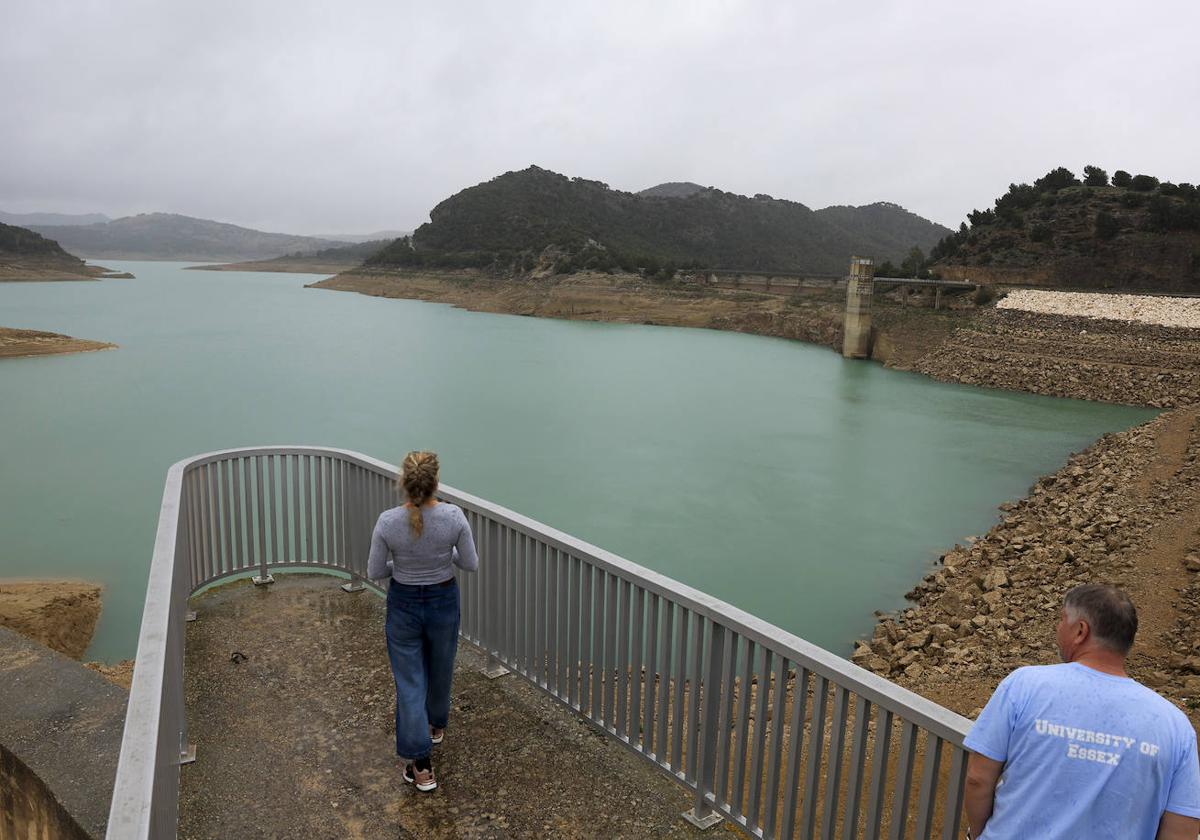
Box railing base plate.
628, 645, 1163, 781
252, 574, 275, 586
484, 662, 510, 680
340, 581, 365, 592
180, 744, 197, 765
682, 808, 722, 830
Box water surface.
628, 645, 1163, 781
0, 262, 1156, 660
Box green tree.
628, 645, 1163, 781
900, 246, 926, 278
1131, 174, 1160, 192
1112, 170, 1133, 188
1082, 165, 1108, 187
1033, 167, 1080, 192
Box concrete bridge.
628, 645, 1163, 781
843, 258, 977, 358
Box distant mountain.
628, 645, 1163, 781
369, 166, 952, 275
0, 210, 111, 227
309, 230, 410, 243
30, 213, 345, 261
928, 166, 1200, 290
638, 182, 705, 199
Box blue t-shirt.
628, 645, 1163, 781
964, 662, 1200, 839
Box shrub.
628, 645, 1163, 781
1034, 167, 1080, 192
1082, 165, 1109, 187
1131, 174, 1160, 192
1094, 211, 1119, 240
973, 284, 997, 305
1112, 170, 1133, 188
1029, 223, 1054, 243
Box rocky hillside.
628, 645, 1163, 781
31, 213, 344, 261
368, 166, 951, 275
0, 222, 82, 261
930, 166, 1200, 290
0, 222, 114, 280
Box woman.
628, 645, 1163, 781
367, 450, 478, 792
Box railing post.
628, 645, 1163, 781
683, 620, 725, 830
252, 456, 274, 584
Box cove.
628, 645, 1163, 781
0, 261, 1156, 661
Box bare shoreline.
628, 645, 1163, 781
0, 327, 116, 359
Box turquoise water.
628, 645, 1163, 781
0, 262, 1156, 661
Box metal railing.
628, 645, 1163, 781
107, 446, 972, 839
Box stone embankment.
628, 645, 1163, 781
913, 309, 1200, 407
999, 289, 1200, 330
855, 405, 1200, 727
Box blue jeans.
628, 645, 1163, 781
385, 578, 460, 760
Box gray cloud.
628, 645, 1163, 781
2, 0, 1197, 234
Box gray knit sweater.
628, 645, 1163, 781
367, 503, 480, 585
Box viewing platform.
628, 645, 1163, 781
107, 446, 974, 839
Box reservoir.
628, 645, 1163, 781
0, 262, 1156, 661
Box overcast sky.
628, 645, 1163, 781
3, 1, 1197, 235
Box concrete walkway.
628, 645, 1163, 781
179, 574, 730, 839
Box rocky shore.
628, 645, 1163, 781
855, 405, 1200, 727
913, 309, 1200, 408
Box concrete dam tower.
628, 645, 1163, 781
842, 256, 874, 358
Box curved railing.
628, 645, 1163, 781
107, 446, 972, 839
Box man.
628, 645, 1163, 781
963, 583, 1200, 839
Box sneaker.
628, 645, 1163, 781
403, 762, 437, 792
431, 727, 445, 745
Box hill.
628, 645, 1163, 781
0, 211, 111, 227
187, 239, 391, 274
308, 230, 409, 243
367, 166, 951, 275
0, 222, 116, 281
30, 213, 344, 261
637, 182, 705, 199
928, 166, 1200, 290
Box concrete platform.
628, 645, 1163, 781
0, 625, 127, 839
179, 574, 730, 839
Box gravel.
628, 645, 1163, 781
998, 290, 1200, 329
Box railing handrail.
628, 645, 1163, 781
174, 444, 972, 740
108, 445, 971, 838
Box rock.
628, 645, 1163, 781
904, 663, 925, 679
1185, 555, 1200, 572
929, 623, 955, 644
905, 630, 932, 650
1184, 677, 1200, 697
851, 642, 874, 665
982, 569, 1009, 591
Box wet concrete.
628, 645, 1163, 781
179, 574, 733, 839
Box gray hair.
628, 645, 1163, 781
1063, 583, 1137, 655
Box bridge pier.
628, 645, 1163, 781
842, 256, 873, 358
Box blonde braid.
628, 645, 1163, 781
399, 451, 439, 537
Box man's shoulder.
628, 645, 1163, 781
999, 663, 1072, 689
